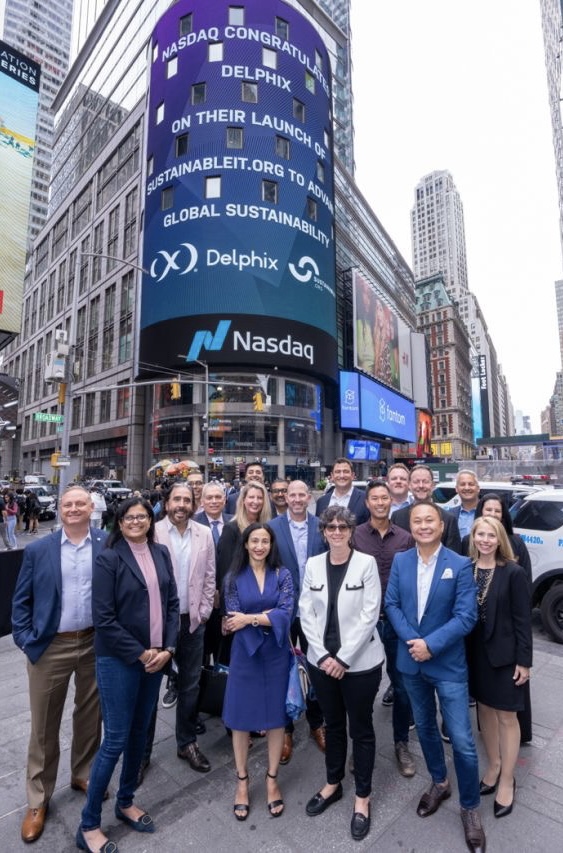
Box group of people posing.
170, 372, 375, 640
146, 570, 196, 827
11, 461, 532, 851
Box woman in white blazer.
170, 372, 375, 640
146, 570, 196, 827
299, 506, 384, 842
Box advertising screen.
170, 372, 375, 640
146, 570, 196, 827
345, 439, 380, 462
140, 0, 337, 380
339, 371, 360, 429
0, 40, 40, 338
339, 371, 416, 443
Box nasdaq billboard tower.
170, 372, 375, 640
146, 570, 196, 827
141, 0, 337, 381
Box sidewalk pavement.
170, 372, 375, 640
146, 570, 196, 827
1, 613, 563, 852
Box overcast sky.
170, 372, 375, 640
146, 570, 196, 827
350, 0, 561, 432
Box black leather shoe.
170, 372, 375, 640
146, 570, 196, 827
115, 804, 155, 833
479, 774, 499, 796
494, 779, 515, 818
416, 781, 451, 817
195, 718, 206, 735
177, 742, 211, 772
306, 782, 343, 816
351, 806, 371, 841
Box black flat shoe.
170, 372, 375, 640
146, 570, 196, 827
306, 782, 343, 816
266, 771, 284, 817
479, 773, 500, 795
351, 806, 371, 841
76, 827, 118, 852
234, 773, 250, 822
494, 779, 516, 818
115, 804, 155, 833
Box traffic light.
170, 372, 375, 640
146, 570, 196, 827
252, 391, 264, 412
170, 382, 181, 400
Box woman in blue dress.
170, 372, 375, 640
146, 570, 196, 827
223, 522, 294, 821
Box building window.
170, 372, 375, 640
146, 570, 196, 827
85, 393, 95, 425
147, 155, 154, 176
306, 198, 317, 221
152, 42, 158, 63
96, 124, 140, 211
123, 187, 138, 257
118, 316, 132, 363
192, 82, 206, 104
167, 57, 178, 78
293, 98, 305, 122
315, 49, 323, 70
229, 6, 244, 25
79, 236, 90, 295
72, 396, 82, 430
92, 222, 104, 283
161, 186, 174, 210
316, 161, 325, 183
52, 213, 67, 260
305, 71, 315, 93
242, 81, 258, 103
87, 295, 100, 377
107, 205, 120, 270
209, 42, 223, 62
226, 127, 243, 148
180, 13, 193, 35
263, 47, 277, 69
100, 389, 112, 422
117, 385, 130, 419
275, 17, 289, 40
205, 176, 221, 198
156, 101, 165, 124
176, 133, 189, 156
57, 259, 66, 313
262, 180, 278, 204
275, 136, 290, 159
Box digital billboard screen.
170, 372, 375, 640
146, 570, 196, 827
0, 40, 40, 338
140, 0, 337, 380
339, 371, 416, 443
345, 439, 380, 462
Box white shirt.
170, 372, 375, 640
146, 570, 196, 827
166, 518, 192, 615
416, 545, 441, 623
328, 487, 353, 508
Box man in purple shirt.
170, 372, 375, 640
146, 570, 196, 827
354, 480, 416, 778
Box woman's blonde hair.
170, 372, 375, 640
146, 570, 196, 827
233, 481, 271, 531
469, 516, 514, 565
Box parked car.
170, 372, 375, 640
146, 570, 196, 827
89, 479, 132, 501
25, 485, 57, 520
513, 489, 563, 643
433, 480, 544, 511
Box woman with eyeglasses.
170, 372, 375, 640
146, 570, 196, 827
77, 497, 179, 853
299, 506, 384, 842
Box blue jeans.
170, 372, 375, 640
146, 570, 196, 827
6, 515, 17, 548
402, 671, 480, 809
175, 618, 205, 748
80, 656, 163, 831
377, 618, 412, 743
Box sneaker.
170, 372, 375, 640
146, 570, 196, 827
381, 684, 394, 706
162, 686, 178, 709
395, 741, 416, 777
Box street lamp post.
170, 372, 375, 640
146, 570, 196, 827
190, 359, 209, 473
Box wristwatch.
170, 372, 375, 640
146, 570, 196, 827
252, 616, 260, 627
165, 646, 176, 656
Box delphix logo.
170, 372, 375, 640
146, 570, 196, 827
150, 243, 198, 282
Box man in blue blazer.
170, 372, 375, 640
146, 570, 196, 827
269, 480, 328, 763
385, 500, 485, 853
12, 486, 107, 844
315, 458, 369, 525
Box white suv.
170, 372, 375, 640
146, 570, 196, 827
433, 480, 543, 511
512, 489, 563, 643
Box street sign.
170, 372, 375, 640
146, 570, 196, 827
34, 412, 63, 423
55, 455, 70, 467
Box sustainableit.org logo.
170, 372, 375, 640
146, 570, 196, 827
288, 256, 319, 283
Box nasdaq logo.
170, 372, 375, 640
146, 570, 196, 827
186, 320, 231, 361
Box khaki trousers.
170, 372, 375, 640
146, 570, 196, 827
26, 633, 101, 807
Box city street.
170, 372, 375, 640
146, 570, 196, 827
1, 538, 563, 853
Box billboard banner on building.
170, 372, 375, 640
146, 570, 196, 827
339, 371, 416, 443
140, 0, 337, 380
0, 40, 40, 337
352, 269, 412, 395
472, 354, 490, 440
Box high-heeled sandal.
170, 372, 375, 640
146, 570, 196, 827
266, 771, 284, 817
234, 773, 250, 821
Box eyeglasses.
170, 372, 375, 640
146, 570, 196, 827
123, 514, 150, 524
325, 524, 351, 532
271, 488, 288, 494
189, 480, 203, 486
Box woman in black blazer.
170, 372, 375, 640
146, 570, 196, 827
467, 516, 532, 820
77, 497, 179, 853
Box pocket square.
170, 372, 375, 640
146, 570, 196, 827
441, 568, 453, 579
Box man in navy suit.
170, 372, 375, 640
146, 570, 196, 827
392, 465, 461, 553
12, 486, 107, 844
385, 500, 485, 853
269, 480, 328, 763
449, 470, 480, 539
315, 458, 369, 525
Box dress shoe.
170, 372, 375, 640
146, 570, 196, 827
460, 806, 486, 851
177, 742, 211, 772
115, 804, 155, 833
395, 741, 415, 778
381, 684, 394, 705
280, 732, 293, 765
306, 782, 343, 816
21, 806, 48, 843
76, 826, 119, 852
494, 779, 516, 818
479, 773, 500, 796
310, 725, 326, 753
351, 805, 371, 841
71, 777, 109, 800
195, 718, 207, 735
416, 780, 451, 817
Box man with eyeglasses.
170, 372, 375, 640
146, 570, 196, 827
153, 482, 215, 773
187, 470, 204, 514
270, 478, 289, 516
270, 480, 328, 763
12, 486, 107, 843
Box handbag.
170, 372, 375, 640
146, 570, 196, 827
285, 645, 310, 721
198, 662, 229, 717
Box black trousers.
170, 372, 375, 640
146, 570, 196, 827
309, 664, 382, 797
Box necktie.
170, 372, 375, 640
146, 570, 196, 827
211, 520, 220, 546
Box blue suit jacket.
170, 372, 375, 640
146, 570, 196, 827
93, 537, 179, 664
385, 546, 477, 681
269, 513, 327, 617
192, 510, 233, 529
315, 487, 370, 525
11, 527, 108, 663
